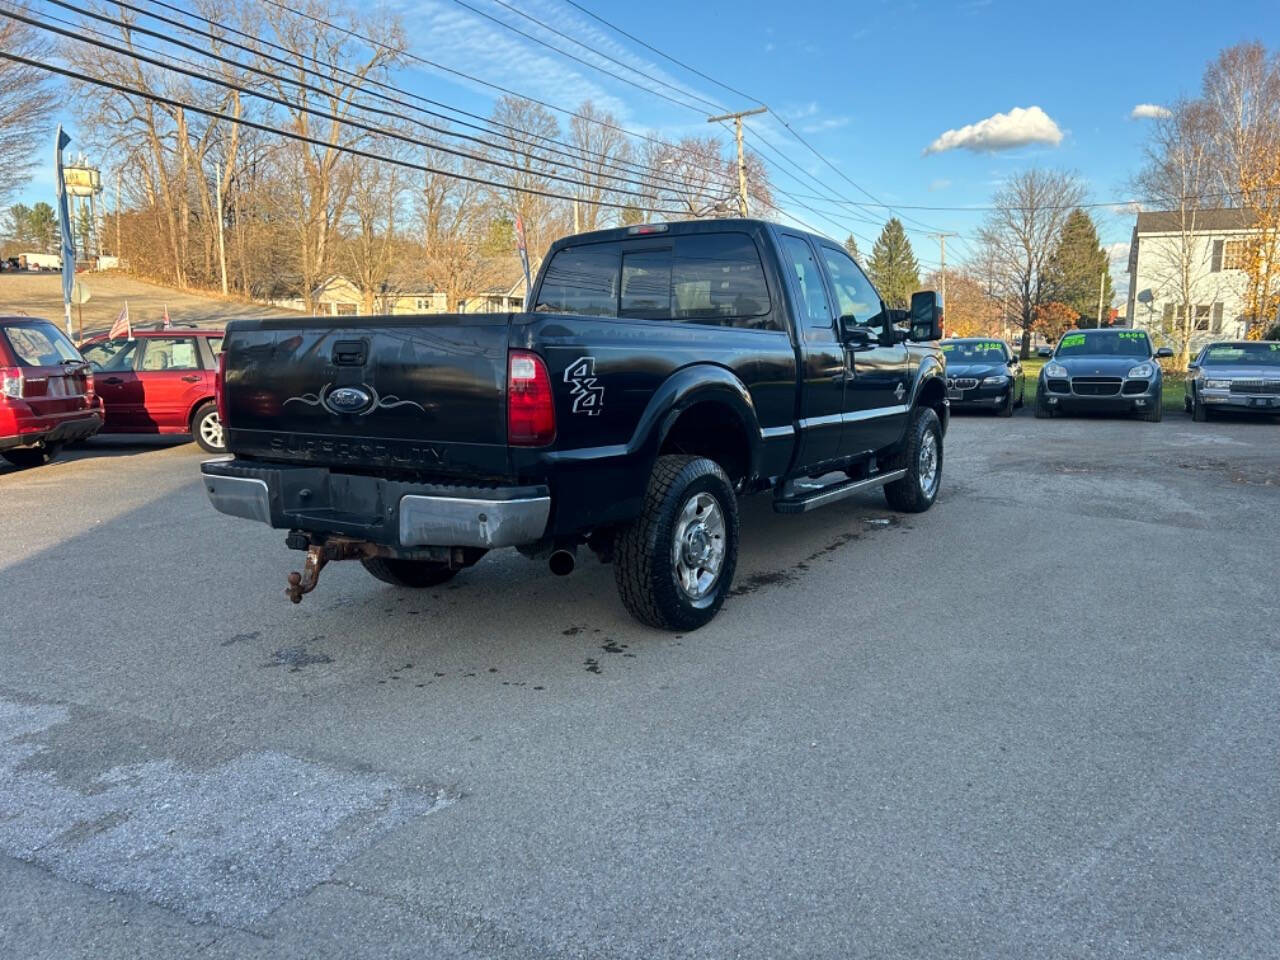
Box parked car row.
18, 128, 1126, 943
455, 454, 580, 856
944, 329, 1279, 425
0, 316, 226, 469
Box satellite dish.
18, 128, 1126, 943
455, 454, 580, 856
71, 281, 91, 305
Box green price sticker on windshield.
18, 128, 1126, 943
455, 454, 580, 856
1271, 344, 1280, 351
1118, 331, 1144, 340
1060, 334, 1086, 348
941, 344, 955, 352
977, 341, 1002, 351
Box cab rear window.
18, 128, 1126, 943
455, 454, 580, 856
537, 233, 777, 330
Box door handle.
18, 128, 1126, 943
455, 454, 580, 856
103, 377, 123, 384
180, 374, 200, 382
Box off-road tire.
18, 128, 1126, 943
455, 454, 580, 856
1143, 391, 1163, 422
1034, 389, 1054, 418
361, 557, 458, 588
997, 388, 1015, 417
2, 444, 61, 468
191, 401, 226, 453
884, 407, 942, 513
614, 455, 739, 631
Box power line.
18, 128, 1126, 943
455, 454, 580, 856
43, 0, 705, 199
9, 4, 707, 210
0, 47, 698, 216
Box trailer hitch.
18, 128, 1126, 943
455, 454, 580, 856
286, 544, 329, 604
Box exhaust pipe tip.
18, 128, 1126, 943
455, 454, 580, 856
548, 549, 576, 576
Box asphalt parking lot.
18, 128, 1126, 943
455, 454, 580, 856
2, 408, 1278, 959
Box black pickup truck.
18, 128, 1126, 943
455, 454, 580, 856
202, 219, 948, 629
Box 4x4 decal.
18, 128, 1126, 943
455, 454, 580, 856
564, 356, 605, 415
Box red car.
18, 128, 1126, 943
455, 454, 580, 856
0, 316, 104, 468
79, 326, 226, 452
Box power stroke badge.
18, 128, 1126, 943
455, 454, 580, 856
564, 356, 605, 415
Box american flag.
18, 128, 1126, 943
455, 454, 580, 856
109, 301, 131, 340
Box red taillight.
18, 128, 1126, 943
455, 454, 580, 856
507, 350, 555, 446
83, 368, 95, 400
0, 366, 22, 402
215, 351, 228, 424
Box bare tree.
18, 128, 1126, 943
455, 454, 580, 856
0, 18, 56, 205
1201, 43, 1280, 334
486, 96, 567, 263
344, 155, 405, 314
255, 0, 405, 311
977, 169, 1087, 358
1133, 100, 1221, 367
569, 101, 633, 232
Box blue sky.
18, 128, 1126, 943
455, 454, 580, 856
21, 0, 1276, 305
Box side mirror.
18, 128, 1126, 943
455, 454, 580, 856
1155, 346, 1174, 358
908, 291, 943, 341
1037, 346, 1053, 358
840, 317, 876, 349
1007, 356, 1018, 366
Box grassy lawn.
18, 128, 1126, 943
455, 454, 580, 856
1015, 355, 1187, 412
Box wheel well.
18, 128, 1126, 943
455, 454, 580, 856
916, 377, 947, 427
659, 402, 751, 485
188, 398, 216, 429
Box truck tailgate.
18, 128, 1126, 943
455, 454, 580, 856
223, 315, 511, 476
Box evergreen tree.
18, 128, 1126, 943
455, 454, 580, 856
1044, 208, 1113, 327
843, 234, 863, 267
868, 218, 920, 309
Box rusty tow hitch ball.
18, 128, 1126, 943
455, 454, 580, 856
286, 544, 329, 604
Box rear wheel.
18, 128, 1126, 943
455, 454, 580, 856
614, 455, 739, 631
191, 402, 225, 453
884, 407, 942, 513
361, 557, 458, 588
2, 444, 61, 468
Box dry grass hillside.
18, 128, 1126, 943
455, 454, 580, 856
0, 270, 300, 338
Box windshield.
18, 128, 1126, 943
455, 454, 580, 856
941, 340, 1007, 363
1200, 343, 1280, 367
1055, 330, 1151, 358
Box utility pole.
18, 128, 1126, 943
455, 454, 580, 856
706, 106, 767, 216
215, 161, 228, 296
928, 232, 959, 306
115, 168, 122, 261
573, 198, 580, 234
1096, 270, 1106, 327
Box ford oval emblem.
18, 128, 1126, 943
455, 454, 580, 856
324, 385, 373, 415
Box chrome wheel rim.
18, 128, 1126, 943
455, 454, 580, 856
200, 411, 225, 449
918, 430, 939, 497
671, 492, 726, 603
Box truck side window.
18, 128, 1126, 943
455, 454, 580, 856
535, 243, 620, 317
672, 234, 775, 330
781, 236, 833, 329
819, 245, 886, 329
621, 249, 672, 319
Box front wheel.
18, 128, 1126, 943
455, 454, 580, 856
614, 455, 739, 631
2, 444, 62, 469
1191, 391, 1209, 422
997, 388, 1015, 417
884, 407, 942, 513
1142, 390, 1163, 422
1034, 389, 1054, 418
361, 557, 458, 588
191, 402, 226, 453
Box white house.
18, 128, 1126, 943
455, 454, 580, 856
1126, 208, 1260, 347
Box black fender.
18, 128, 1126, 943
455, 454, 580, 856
907, 354, 949, 433
642, 363, 763, 478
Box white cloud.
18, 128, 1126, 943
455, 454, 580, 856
923, 106, 1063, 155
800, 117, 849, 134
1130, 104, 1171, 119
928, 178, 951, 192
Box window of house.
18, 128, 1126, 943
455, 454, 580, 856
335, 303, 358, 316
1194, 305, 1210, 331
1222, 239, 1249, 271
535, 243, 620, 317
